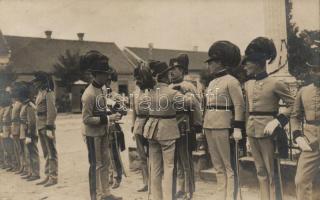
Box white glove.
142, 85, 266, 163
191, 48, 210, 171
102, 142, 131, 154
0, 133, 3, 138
264, 119, 280, 136
232, 128, 242, 141
9, 134, 14, 139
25, 137, 32, 144
246, 140, 251, 153
296, 137, 312, 152
46, 130, 54, 139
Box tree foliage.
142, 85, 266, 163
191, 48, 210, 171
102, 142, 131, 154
53, 50, 89, 92
286, 0, 320, 80
0, 67, 17, 91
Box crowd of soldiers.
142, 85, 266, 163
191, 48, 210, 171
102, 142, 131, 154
79, 36, 319, 200
0, 36, 319, 200
0, 72, 58, 187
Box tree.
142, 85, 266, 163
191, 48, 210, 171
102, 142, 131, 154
0, 67, 17, 91
286, 0, 320, 81
53, 50, 87, 92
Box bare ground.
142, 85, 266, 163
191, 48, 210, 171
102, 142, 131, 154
0, 113, 298, 200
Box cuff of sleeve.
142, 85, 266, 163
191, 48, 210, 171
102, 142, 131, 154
232, 120, 245, 129
100, 115, 108, 125
46, 125, 55, 130
276, 114, 289, 127
292, 130, 303, 143
192, 125, 203, 133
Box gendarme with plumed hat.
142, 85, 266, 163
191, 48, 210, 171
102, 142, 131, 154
80, 50, 113, 74
243, 37, 277, 66
169, 53, 189, 74
205, 40, 241, 68
149, 60, 172, 77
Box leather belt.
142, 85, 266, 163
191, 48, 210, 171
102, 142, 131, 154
306, 120, 320, 125
249, 112, 277, 116
149, 115, 176, 119
37, 111, 47, 116
206, 105, 234, 111
136, 114, 148, 118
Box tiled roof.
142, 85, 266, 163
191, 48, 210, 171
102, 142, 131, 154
3, 35, 134, 74
125, 47, 208, 71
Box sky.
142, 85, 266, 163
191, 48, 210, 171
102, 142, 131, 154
0, 0, 319, 52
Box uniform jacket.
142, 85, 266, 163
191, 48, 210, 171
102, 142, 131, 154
2, 105, 12, 138
143, 82, 194, 141
244, 73, 295, 138
204, 73, 245, 129
11, 101, 22, 136
81, 83, 109, 137
170, 79, 203, 131
35, 90, 57, 131
132, 89, 150, 135
20, 101, 37, 139
291, 83, 320, 149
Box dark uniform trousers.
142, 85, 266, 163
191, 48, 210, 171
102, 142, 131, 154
39, 129, 58, 179
3, 137, 15, 168
175, 130, 195, 195
0, 138, 4, 165
86, 135, 110, 199
26, 137, 40, 176
109, 133, 123, 182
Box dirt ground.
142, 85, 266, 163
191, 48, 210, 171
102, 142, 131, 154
0, 113, 298, 200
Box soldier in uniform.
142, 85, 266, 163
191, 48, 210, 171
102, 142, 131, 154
2, 91, 15, 171
143, 61, 194, 200
203, 41, 245, 200
0, 95, 5, 168
80, 50, 122, 200
292, 49, 320, 200
131, 62, 155, 192
18, 83, 40, 181
32, 71, 58, 187
105, 69, 127, 189
0, 92, 6, 168
168, 54, 202, 200
11, 83, 24, 174
242, 37, 295, 200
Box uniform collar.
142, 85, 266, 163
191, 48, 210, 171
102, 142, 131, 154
156, 82, 168, 87
92, 81, 103, 88
213, 69, 228, 79
254, 71, 268, 80
22, 99, 30, 105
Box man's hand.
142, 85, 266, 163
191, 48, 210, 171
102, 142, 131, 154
25, 137, 32, 144
46, 130, 55, 139
264, 119, 280, 135
232, 128, 242, 141
109, 113, 122, 122
296, 137, 312, 152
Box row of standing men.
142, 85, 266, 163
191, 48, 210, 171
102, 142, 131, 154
0, 71, 127, 194
80, 37, 320, 200
0, 73, 58, 187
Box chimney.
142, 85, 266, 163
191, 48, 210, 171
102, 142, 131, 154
193, 46, 198, 52
148, 43, 153, 59
44, 30, 52, 39
77, 33, 84, 41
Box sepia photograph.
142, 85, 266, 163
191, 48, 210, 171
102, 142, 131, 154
0, 0, 319, 199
